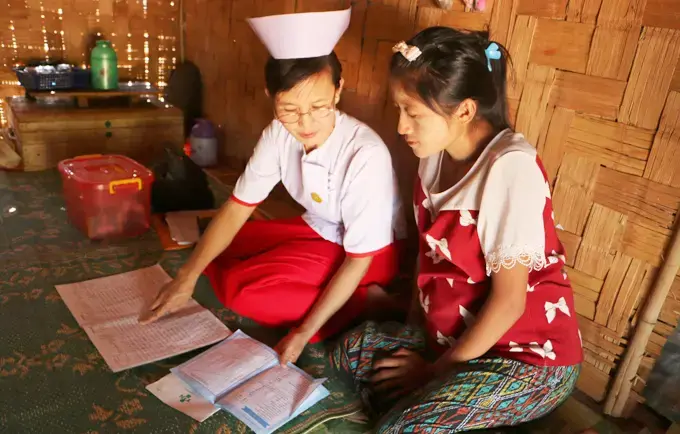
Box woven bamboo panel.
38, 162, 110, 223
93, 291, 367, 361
0, 0, 180, 128
183, 0, 680, 406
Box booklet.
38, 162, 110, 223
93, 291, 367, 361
54, 264, 232, 372
146, 373, 220, 422
170, 330, 330, 434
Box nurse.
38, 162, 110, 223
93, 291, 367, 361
143, 8, 406, 365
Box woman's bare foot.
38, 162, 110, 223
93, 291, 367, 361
361, 284, 409, 322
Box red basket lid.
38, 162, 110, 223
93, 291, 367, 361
58, 154, 153, 187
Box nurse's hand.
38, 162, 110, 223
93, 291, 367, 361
139, 276, 196, 324
274, 329, 309, 366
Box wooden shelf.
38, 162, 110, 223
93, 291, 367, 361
25, 83, 161, 108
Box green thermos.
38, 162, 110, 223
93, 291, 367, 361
90, 40, 118, 90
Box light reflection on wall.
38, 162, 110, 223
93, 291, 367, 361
0, 0, 180, 127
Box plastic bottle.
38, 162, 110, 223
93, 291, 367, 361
90, 40, 118, 90
189, 119, 218, 167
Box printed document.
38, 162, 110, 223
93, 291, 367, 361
146, 373, 219, 422
55, 265, 232, 372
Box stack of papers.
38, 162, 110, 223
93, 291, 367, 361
54, 265, 232, 372
146, 330, 329, 433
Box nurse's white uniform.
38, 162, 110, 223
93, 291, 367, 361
203, 8, 406, 343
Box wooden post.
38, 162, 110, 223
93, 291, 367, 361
604, 219, 680, 416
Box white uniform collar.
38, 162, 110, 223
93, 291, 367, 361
300, 110, 343, 168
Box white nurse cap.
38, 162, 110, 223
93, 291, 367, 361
247, 8, 351, 60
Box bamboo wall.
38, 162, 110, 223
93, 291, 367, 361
0, 0, 181, 127
185, 0, 680, 407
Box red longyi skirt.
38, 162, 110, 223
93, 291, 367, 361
203, 217, 400, 343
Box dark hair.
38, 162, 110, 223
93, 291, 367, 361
264, 51, 342, 96
390, 27, 511, 131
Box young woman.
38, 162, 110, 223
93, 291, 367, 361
331, 27, 583, 433
143, 8, 406, 365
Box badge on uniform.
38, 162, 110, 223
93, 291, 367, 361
311, 192, 323, 203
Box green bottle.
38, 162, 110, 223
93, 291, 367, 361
90, 40, 118, 90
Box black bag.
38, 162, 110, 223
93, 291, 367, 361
149, 147, 214, 213
165, 61, 203, 138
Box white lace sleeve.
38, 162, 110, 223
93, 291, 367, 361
477, 151, 548, 275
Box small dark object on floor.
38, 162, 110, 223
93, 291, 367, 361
150, 147, 214, 213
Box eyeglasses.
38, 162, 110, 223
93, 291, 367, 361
274, 104, 335, 124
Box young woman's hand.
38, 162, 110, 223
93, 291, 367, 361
274, 329, 310, 366
371, 348, 433, 398
139, 275, 196, 323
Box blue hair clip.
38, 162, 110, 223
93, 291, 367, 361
485, 42, 501, 72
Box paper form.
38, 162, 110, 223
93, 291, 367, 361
55, 265, 232, 372
146, 373, 219, 422
218, 364, 326, 434
86, 306, 231, 372
172, 330, 279, 402
166, 213, 200, 245
55, 264, 172, 327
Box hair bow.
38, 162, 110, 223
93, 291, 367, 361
484, 42, 501, 72
392, 41, 422, 62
